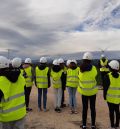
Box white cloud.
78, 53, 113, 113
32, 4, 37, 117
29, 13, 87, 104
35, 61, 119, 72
0, 0, 120, 59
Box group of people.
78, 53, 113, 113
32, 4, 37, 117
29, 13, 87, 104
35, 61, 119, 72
0, 52, 119, 129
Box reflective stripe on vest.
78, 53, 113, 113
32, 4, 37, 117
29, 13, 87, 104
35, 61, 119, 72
24, 66, 33, 87
106, 73, 120, 104
36, 76, 47, 78
77, 66, 98, 96
2, 92, 24, 102
66, 67, 79, 88
80, 80, 96, 84
100, 59, 109, 72
0, 103, 25, 114
35, 67, 49, 88
51, 70, 63, 88
79, 85, 98, 91
52, 79, 61, 85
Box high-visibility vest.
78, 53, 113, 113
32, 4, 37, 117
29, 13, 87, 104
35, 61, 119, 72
24, 66, 33, 87
51, 70, 63, 88
63, 66, 67, 74
100, 59, 109, 72
20, 69, 25, 77
35, 66, 49, 88
106, 73, 120, 104
0, 75, 26, 122
77, 66, 98, 96
66, 67, 79, 88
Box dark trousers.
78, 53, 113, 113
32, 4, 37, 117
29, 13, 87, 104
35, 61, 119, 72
61, 89, 65, 105
82, 95, 96, 126
100, 71, 108, 85
38, 88, 47, 109
24, 86, 32, 108
107, 102, 120, 128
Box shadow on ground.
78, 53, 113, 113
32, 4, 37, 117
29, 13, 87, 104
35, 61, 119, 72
69, 120, 103, 129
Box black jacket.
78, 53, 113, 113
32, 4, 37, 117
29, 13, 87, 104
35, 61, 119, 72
80, 61, 92, 73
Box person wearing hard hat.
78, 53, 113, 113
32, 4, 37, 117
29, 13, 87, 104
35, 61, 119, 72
99, 54, 109, 87
58, 58, 67, 108
51, 59, 64, 113
35, 57, 50, 112
0, 56, 26, 129
103, 60, 120, 129
66, 60, 71, 68
66, 59, 79, 114
78, 52, 98, 129
23, 58, 34, 112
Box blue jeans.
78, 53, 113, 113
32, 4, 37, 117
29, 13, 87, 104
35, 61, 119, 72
67, 87, 77, 109
38, 88, 47, 109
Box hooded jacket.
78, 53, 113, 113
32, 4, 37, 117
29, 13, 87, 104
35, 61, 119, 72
0, 68, 21, 102
80, 61, 92, 73
103, 71, 119, 100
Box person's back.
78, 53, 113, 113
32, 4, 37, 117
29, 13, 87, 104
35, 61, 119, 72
78, 52, 98, 129
35, 57, 50, 112
99, 55, 109, 87
23, 58, 34, 112
51, 59, 63, 113
103, 60, 120, 129
0, 57, 26, 129
0, 68, 26, 122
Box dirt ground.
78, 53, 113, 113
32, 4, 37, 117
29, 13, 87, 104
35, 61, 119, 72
25, 86, 110, 129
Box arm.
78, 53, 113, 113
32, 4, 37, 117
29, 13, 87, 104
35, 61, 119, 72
61, 72, 66, 90
47, 68, 51, 88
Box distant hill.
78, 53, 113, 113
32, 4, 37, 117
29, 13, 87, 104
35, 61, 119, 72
46, 50, 120, 60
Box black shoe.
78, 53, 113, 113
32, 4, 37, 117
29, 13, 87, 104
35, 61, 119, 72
61, 104, 66, 108
54, 107, 58, 112
26, 107, 33, 112
80, 125, 86, 129
57, 108, 61, 113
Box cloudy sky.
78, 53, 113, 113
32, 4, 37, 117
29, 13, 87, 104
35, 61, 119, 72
0, 0, 120, 59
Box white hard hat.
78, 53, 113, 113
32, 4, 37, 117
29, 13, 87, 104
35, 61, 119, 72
101, 54, 105, 58
0, 56, 9, 69
53, 59, 59, 65
83, 52, 93, 60
58, 58, 64, 64
25, 58, 32, 64
12, 57, 22, 68
108, 60, 119, 70
40, 57, 47, 63
71, 59, 77, 64
66, 60, 71, 66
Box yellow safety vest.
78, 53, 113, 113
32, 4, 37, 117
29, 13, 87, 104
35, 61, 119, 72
100, 59, 109, 72
20, 69, 25, 77
35, 66, 49, 88
66, 67, 79, 88
77, 66, 98, 96
24, 66, 33, 87
63, 66, 67, 74
106, 73, 120, 104
0, 75, 26, 122
51, 70, 63, 88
